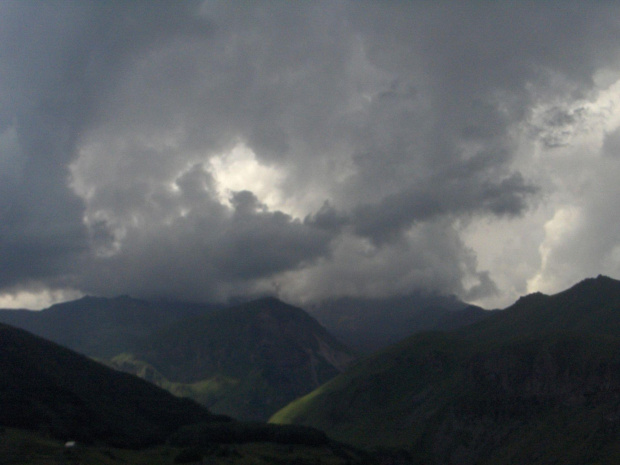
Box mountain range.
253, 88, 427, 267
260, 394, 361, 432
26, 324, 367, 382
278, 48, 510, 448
271, 275, 620, 464
2, 275, 620, 463
0, 292, 482, 421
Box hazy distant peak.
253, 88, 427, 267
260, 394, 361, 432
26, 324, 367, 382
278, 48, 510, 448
514, 291, 548, 305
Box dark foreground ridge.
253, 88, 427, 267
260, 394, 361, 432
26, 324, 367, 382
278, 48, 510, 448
0, 322, 217, 447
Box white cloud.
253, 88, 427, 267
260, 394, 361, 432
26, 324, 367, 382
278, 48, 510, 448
208, 143, 287, 213
0, 288, 83, 310
527, 206, 583, 295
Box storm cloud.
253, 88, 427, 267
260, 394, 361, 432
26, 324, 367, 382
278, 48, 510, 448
2, 1, 620, 308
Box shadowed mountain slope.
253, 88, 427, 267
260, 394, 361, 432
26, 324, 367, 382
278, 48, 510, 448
0, 322, 217, 448
271, 275, 620, 465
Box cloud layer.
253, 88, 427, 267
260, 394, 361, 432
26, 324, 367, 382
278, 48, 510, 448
2, 1, 620, 308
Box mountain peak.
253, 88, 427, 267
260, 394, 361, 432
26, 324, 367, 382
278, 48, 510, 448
127, 296, 355, 420
515, 291, 547, 304
555, 274, 620, 303
573, 274, 618, 289
230, 297, 312, 323
466, 274, 620, 342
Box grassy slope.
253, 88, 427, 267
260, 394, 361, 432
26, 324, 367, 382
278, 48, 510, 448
272, 332, 473, 447
271, 276, 620, 464
107, 353, 242, 414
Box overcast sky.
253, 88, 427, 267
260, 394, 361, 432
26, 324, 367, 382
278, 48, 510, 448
2, 1, 620, 310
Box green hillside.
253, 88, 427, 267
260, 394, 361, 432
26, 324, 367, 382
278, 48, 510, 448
113, 297, 356, 421
271, 276, 620, 464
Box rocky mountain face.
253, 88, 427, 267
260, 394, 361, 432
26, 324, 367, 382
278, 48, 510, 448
113, 297, 356, 421
271, 275, 620, 465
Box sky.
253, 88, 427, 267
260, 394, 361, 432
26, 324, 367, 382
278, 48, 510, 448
1, 1, 620, 310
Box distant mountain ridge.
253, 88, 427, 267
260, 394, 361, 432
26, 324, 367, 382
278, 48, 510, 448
271, 275, 620, 464
0, 291, 485, 421
307, 292, 489, 352
0, 295, 220, 358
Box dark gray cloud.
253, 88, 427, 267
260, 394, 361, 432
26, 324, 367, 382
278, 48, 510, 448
2, 1, 620, 307
0, 0, 209, 289
352, 172, 537, 245
603, 127, 620, 158
72, 164, 335, 302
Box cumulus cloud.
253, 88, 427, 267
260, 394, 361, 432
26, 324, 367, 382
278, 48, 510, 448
2, 1, 620, 308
